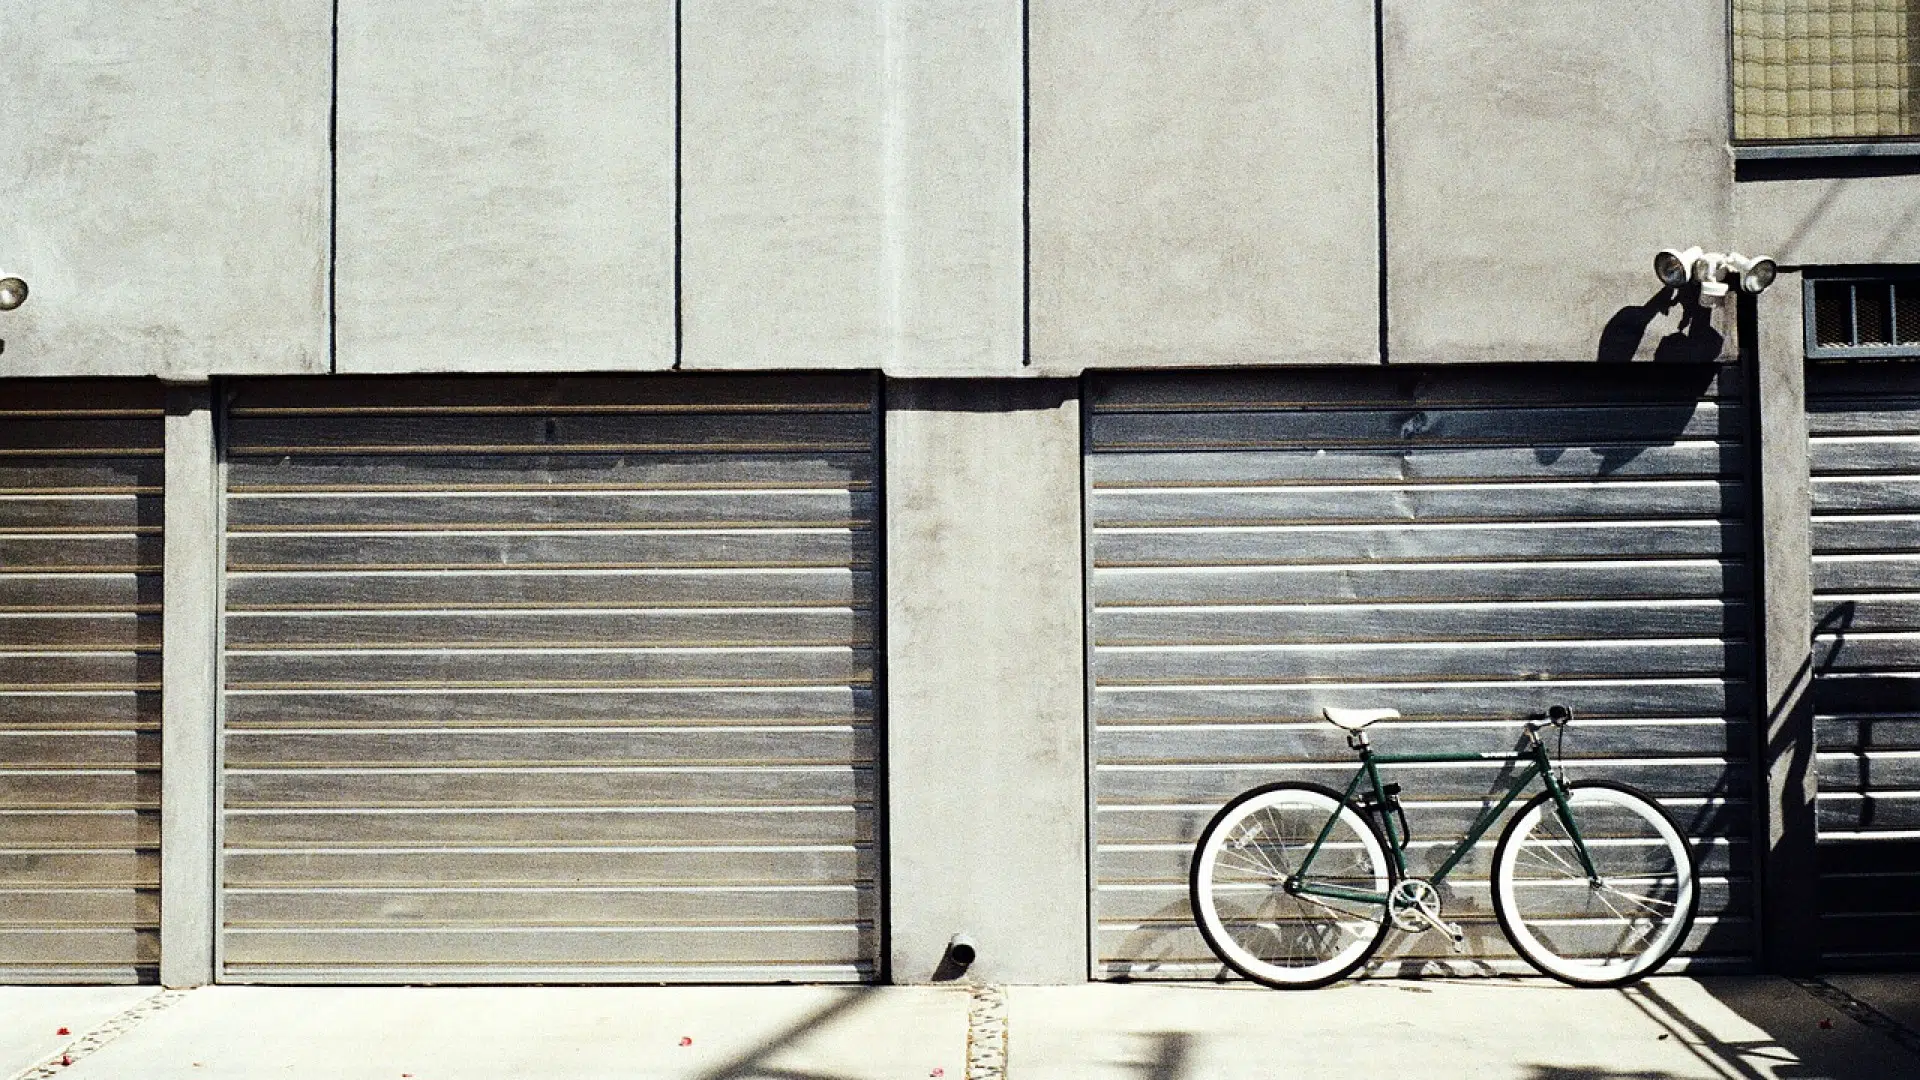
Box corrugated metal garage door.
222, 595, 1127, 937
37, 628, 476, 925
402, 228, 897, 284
1086, 366, 1756, 978
0, 382, 163, 983
1806, 361, 1920, 970
218, 375, 878, 984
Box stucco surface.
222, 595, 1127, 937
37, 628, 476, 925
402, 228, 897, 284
0, 5, 328, 377
681, 1, 1023, 376
1385, 1, 1737, 364
333, 2, 675, 373
1030, 0, 1379, 371
883, 380, 1089, 983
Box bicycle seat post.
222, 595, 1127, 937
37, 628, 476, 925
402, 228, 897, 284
1347, 728, 1370, 752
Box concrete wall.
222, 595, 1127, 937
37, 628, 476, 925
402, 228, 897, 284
0, 5, 329, 378
7, 5, 1917, 378
1028, 0, 1380, 370
883, 380, 1088, 983
333, 1, 675, 373
1383, 1, 1737, 364
682, 1, 1024, 376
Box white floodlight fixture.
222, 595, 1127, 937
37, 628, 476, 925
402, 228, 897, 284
1726, 253, 1778, 294
1654, 246, 1704, 288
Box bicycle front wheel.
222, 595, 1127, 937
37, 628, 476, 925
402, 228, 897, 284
1189, 782, 1395, 989
1491, 780, 1699, 987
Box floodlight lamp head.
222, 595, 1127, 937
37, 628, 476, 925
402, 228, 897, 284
1726, 253, 1778, 294
1654, 246, 1704, 288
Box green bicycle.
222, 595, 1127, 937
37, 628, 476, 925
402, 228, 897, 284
1189, 704, 1699, 989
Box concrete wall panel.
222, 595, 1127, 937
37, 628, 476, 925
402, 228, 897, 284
334, 2, 675, 373
884, 380, 1087, 983
1385, 2, 1736, 364
1029, 1, 1379, 371
683, 2, 1022, 376
0, 5, 328, 378
1736, 174, 1920, 269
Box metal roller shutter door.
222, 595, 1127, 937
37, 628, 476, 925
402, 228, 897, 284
218, 375, 879, 984
0, 381, 163, 983
1086, 365, 1757, 978
1806, 361, 1920, 970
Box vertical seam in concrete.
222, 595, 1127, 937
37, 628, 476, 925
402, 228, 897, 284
881, 2, 903, 372
1021, 0, 1031, 368
1374, 0, 1389, 365
328, 0, 340, 374
672, 0, 683, 370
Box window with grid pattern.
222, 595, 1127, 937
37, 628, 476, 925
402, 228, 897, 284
1733, 0, 1920, 142
1807, 274, 1920, 357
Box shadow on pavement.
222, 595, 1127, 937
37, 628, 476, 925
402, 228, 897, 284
692, 988, 875, 1080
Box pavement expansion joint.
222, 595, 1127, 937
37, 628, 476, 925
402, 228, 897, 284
1790, 976, 1920, 1061
964, 983, 1008, 1080
7, 988, 191, 1080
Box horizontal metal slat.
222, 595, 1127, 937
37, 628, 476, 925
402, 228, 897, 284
0, 850, 159, 887
1094, 639, 1744, 684
224, 766, 872, 810
224, 808, 872, 848
1098, 799, 1746, 845
1094, 562, 1746, 606
1098, 719, 1752, 763
1096, 681, 1745, 723
224, 688, 871, 728
0, 419, 165, 455
1090, 443, 1739, 487
1095, 522, 1742, 568
223, 848, 872, 888
1087, 366, 1737, 412
228, 452, 875, 493
0, 888, 158, 926
227, 531, 873, 572
1096, 760, 1746, 803
1092, 483, 1741, 527
1096, 600, 1746, 645
223, 885, 872, 928
0, 929, 157, 967
223, 728, 873, 768
225, 569, 873, 612
228, 491, 872, 531
224, 609, 868, 650
1089, 404, 1740, 452
224, 646, 872, 690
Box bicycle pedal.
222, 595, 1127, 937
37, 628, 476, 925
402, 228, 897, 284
1446, 924, 1467, 953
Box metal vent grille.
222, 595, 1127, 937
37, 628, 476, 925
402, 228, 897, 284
1733, 0, 1920, 142
1809, 276, 1920, 358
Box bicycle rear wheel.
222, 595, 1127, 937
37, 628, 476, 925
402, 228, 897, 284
1491, 779, 1699, 987
1189, 782, 1395, 989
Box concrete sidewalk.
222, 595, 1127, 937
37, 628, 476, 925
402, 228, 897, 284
1, 977, 1914, 1080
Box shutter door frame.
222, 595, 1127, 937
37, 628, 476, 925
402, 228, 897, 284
0, 380, 165, 983
1084, 364, 1760, 979
214, 374, 881, 984
1807, 360, 1920, 971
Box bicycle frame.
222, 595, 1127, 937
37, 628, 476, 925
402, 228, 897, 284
1290, 733, 1599, 909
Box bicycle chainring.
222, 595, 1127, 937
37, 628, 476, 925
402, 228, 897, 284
1387, 879, 1444, 933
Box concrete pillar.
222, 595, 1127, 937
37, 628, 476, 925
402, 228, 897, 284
160, 384, 220, 986
883, 379, 1088, 983
1748, 277, 1821, 974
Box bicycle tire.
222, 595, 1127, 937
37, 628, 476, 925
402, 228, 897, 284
1189, 781, 1397, 989
1490, 779, 1699, 987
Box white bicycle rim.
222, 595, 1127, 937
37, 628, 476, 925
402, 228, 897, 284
1495, 786, 1695, 984
1194, 787, 1391, 986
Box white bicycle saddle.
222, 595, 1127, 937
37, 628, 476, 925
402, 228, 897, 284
1322, 707, 1400, 731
